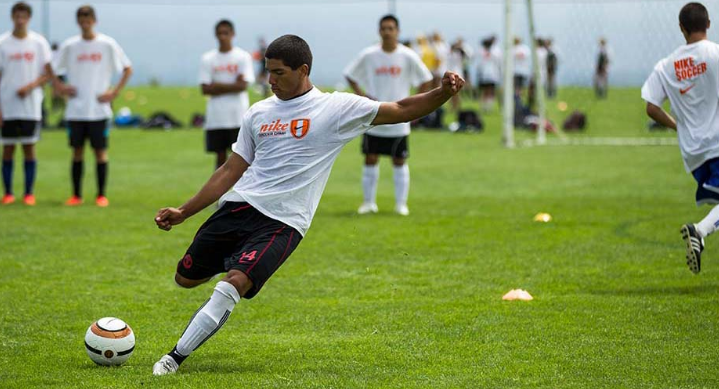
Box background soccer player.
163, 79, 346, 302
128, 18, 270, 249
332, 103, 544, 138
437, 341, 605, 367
344, 15, 433, 216
151, 34, 464, 375
51, 5, 132, 207
199, 20, 255, 170
642, 2, 719, 274
0, 2, 51, 206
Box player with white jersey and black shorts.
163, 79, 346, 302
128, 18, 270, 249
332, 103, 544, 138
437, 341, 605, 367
151, 34, 465, 375
199, 19, 255, 170
0, 2, 51, 206
344, 15, 433, 216
51, 5, 132, 207
642, 2, 719, 274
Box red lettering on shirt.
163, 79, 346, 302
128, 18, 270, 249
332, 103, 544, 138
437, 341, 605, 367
213, 64, 239, 74
375, 66, 402, 76
77, 52, 102, 62
8, 51, 35, 62
674, 56, 707, 82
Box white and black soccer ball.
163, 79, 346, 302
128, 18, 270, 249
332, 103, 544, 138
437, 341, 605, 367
84, 317, 135, 366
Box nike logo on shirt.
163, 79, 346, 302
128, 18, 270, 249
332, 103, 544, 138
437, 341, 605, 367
680, 84, 696, 95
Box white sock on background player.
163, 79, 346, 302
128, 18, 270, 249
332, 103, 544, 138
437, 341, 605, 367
696, 204, 719, 238
393, 164, 409, 207
362, 165, 379, 205
174, 281, 240, 358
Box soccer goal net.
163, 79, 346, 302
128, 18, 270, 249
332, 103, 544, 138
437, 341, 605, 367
501, 0, 719, 147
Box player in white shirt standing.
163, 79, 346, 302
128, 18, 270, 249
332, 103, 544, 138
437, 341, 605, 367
642, 2, 719, 274
477, 35, 502, 112
199, 20, 255, 170
513, 37, 531, 97
344, 15, 433, 216
51, 5, 132, 207
0, 2, 51, 206
151, 34, 464, 375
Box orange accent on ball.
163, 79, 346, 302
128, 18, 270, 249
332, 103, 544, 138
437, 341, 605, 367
91, 322, 132, 339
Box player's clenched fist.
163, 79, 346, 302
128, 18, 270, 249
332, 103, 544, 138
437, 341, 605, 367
155, 207, 186, 231
441, 71, 465, 95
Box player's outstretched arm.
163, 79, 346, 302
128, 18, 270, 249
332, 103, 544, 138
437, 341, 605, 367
372, 71, 464, 125
155, 153, 250, 231
646, 102, 677, 131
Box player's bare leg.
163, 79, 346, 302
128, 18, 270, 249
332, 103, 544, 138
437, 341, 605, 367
66, 146, 84, 206
94, 148, 109, 207
392, 157, 409, 216
153, 270, 250, 376
359, 154, 379, 214
215, 150, 228, 170
2, 144, 16, 204
21, 144, 36, 205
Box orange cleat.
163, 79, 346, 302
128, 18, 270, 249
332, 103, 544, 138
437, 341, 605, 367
95, 196, 109, 207
2, 194, 15, 205
23, 194, 36, 206
65, 195, 83, 206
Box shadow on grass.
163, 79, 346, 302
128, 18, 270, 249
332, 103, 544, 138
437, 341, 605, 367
588, 283, 719, 296
613, 219, 678, 249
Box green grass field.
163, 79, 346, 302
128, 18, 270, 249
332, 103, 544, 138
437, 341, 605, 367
1, 86, 717, 388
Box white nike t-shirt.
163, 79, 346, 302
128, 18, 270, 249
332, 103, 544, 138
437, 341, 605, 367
343, 44, 432, 138
53, 33, 131, 121
642, 40, 719, 172
220, 87, 381, 236
0, 31, 52, 121
477, 45, 502, 84
199, 47, 255, 130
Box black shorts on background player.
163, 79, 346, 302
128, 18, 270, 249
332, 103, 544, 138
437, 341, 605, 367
361, 134, 409, 159
205, 128, 240, 152
68, 120, 109, 149
1, 120, 41, 144
177, 202, 302, 299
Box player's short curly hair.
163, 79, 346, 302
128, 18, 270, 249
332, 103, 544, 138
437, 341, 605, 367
265, 35, 313, 76
679, 2, 709, 34
11, 2, 31, 16
380, 14, 399, 29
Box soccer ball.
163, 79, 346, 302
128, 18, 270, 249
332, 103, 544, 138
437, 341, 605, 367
84, 317, 135, 366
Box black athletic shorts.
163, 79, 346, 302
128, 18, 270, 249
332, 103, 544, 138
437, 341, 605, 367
514, 75, 527, 88
361, 134, 409, 159
205, 128, 240, 152
177, 201, 302, 299
68, 120, 109, 149
1, 120, 40, 144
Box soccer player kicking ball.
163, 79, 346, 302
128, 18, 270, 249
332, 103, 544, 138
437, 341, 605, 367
0, 2, 51, 206
344, 15, 433, 216
642, 2, 719, 273
199, 20, 255, 170
152, 35, 464, 375
51, 5, 132, 207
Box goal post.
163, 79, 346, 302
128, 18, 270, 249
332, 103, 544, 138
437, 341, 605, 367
502, 0, 550, 148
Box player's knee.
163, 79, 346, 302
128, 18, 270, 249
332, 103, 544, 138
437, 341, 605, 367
222, 270, 252, 298
174, 273, 202, 288
365, 155, 379, 165
392, 158, 406, 167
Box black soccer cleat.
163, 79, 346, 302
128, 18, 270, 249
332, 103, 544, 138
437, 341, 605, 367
680, 224, 704, 274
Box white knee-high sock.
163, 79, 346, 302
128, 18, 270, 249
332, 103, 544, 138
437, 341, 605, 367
696, 204, 719, 238
173, 281, 240, 360
393, 165, 410, 206
362, 165, 379, 204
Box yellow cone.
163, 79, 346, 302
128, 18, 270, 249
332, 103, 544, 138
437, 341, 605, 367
533, 212, 552, 222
